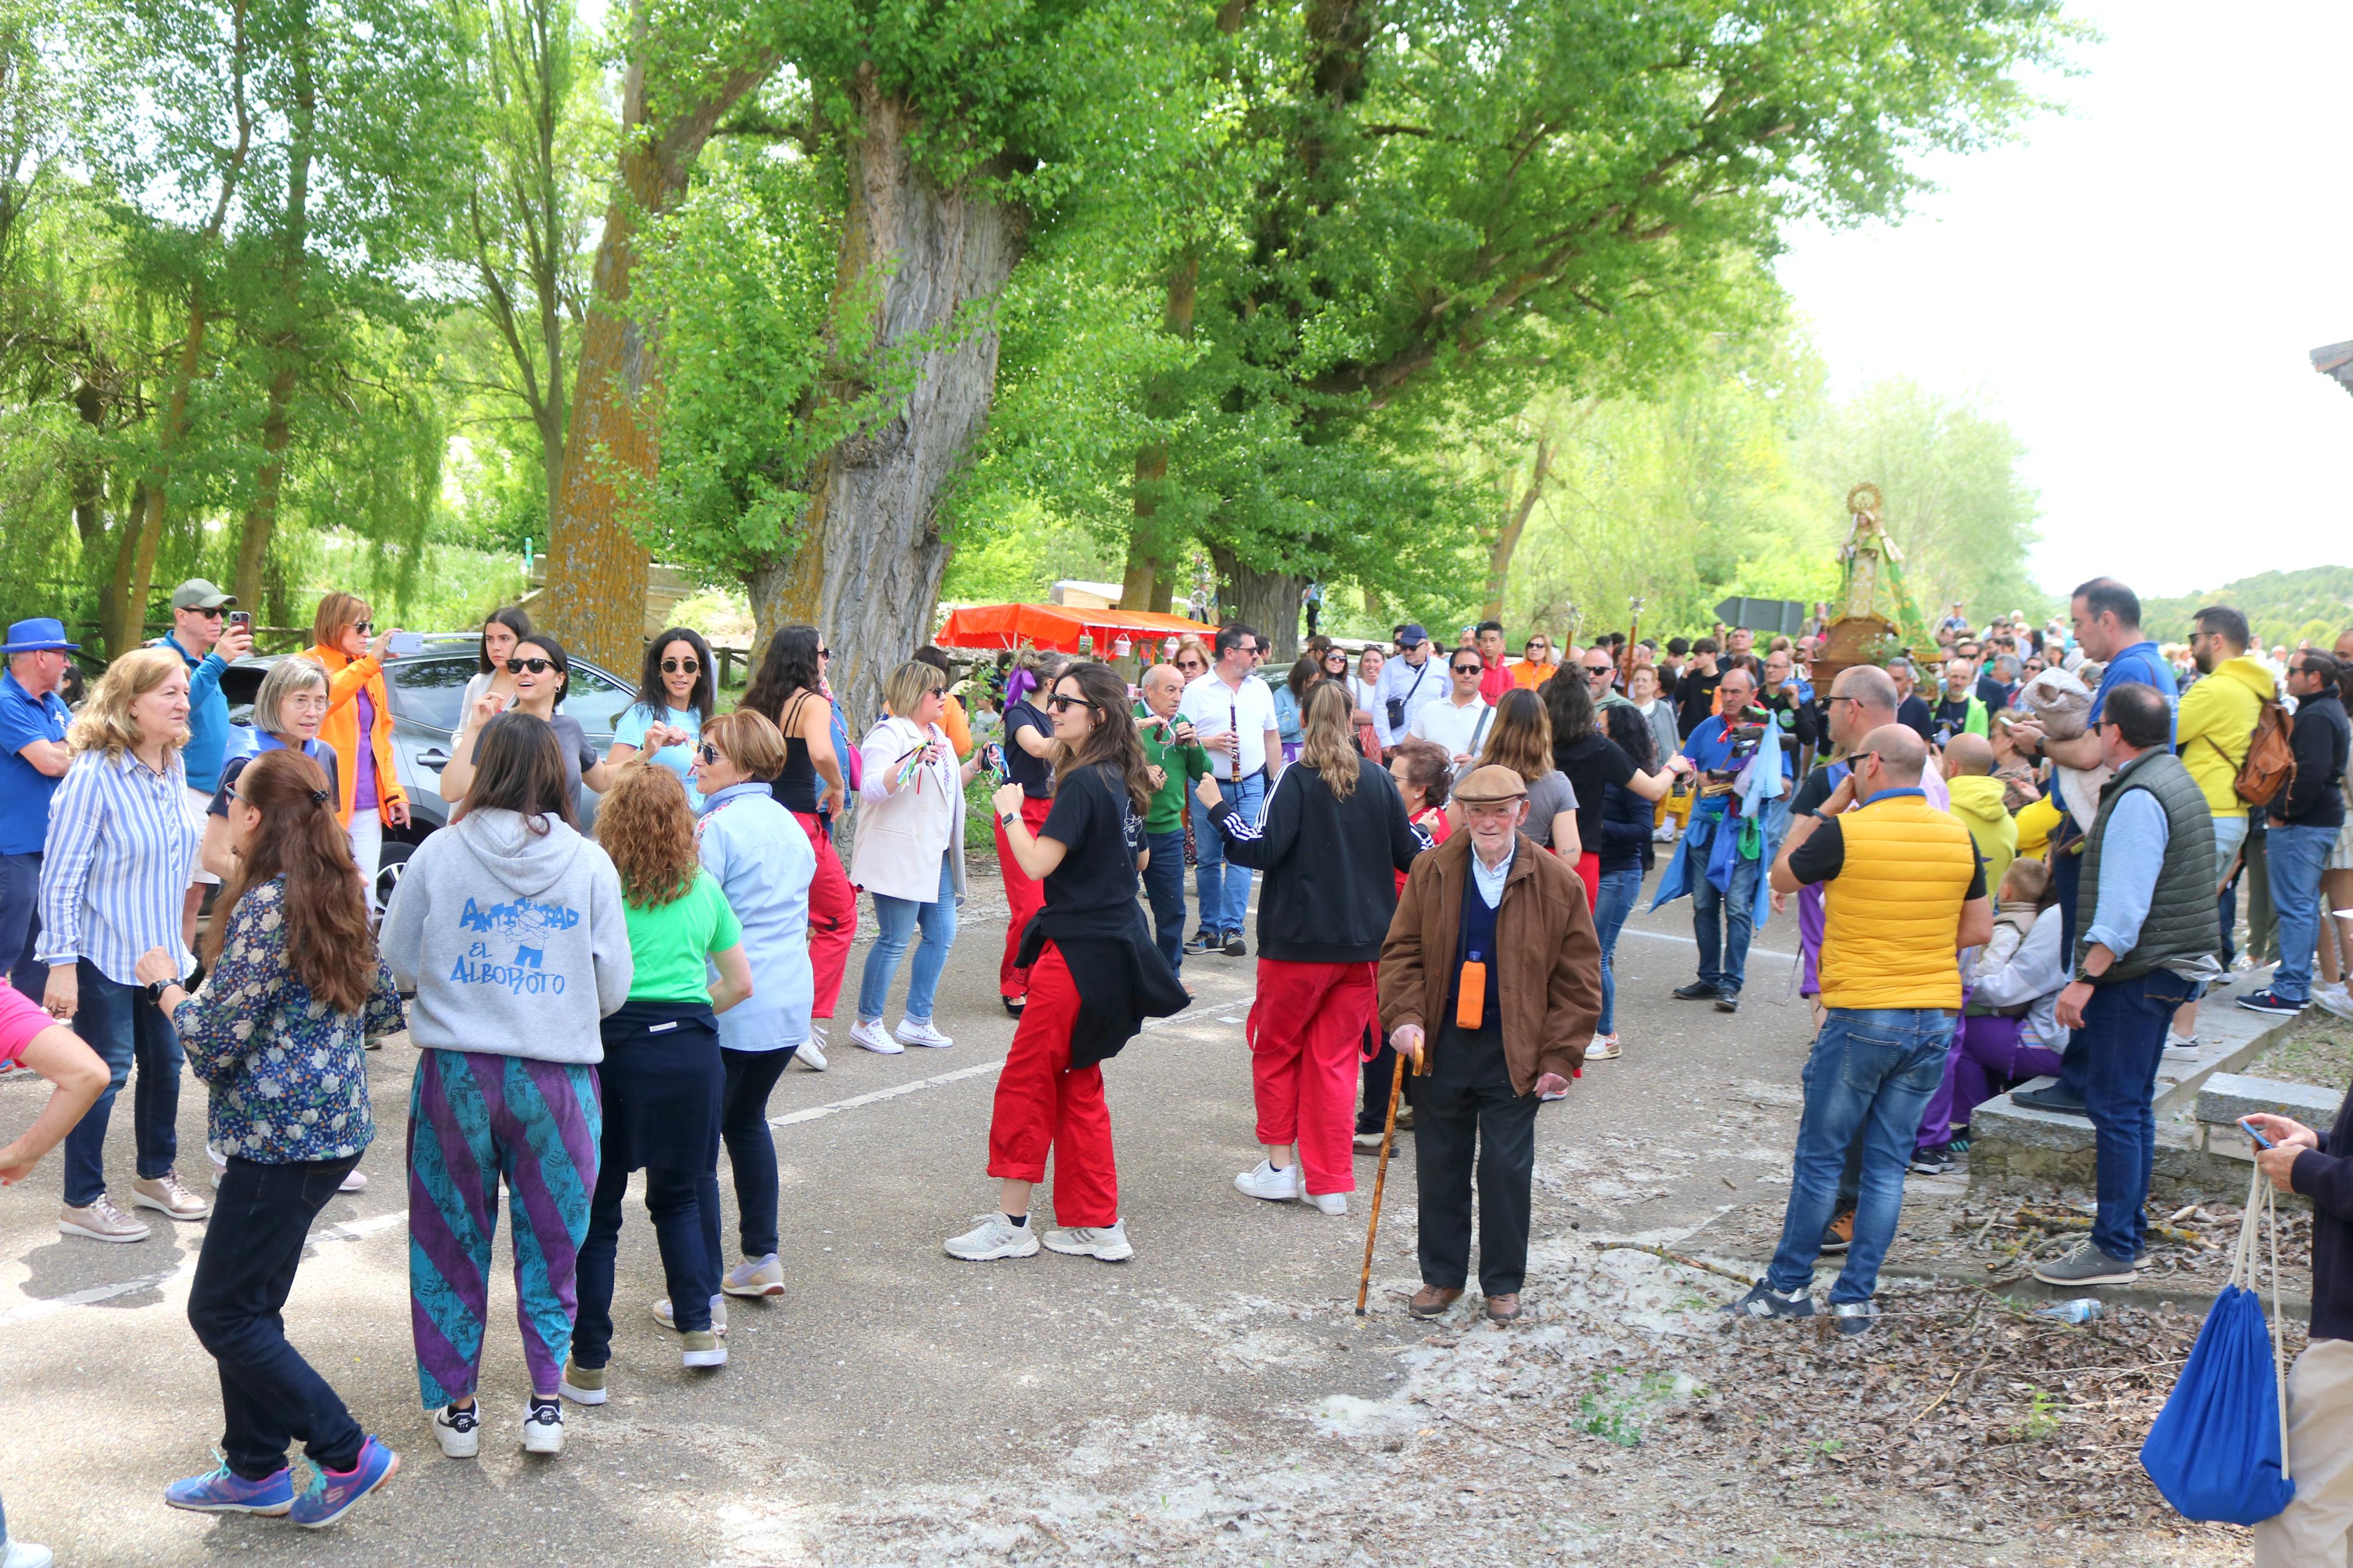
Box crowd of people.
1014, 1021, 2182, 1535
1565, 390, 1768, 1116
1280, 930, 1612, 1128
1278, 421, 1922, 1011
0, 572, 2349, 1567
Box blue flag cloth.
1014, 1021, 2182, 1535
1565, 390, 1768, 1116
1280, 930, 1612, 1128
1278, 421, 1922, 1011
2139, 1282, 2295, 1524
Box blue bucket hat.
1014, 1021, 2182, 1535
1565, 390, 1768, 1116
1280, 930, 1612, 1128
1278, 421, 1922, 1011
2, 617, 80, 654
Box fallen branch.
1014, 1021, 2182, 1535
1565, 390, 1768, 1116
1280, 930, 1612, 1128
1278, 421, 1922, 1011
1593, 1242, 1757, 1288
2014, 1207, 2209, 1249
1904, 1349, 1993, 1432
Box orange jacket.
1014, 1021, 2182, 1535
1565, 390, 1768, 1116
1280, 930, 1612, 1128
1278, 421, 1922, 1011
308, 643, 406, 827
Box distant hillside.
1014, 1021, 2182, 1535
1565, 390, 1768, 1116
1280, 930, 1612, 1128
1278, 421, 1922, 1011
2140, 567, 2353, 649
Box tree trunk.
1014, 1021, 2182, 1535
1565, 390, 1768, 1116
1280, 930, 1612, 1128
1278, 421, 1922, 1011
235, 19, 313, 613
750, 75, 1025, 728
1480, 433, 1551, 623
1209, 544, 1306, 664
540, 15, 773, 671
1122, 254, 1198, 616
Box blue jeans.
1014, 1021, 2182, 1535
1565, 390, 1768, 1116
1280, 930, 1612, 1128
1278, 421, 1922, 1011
2079, 969, 2198, 1261
1191, 773, 1265, 936
1689, 830, 1761, 995
2267, 821, 2336, 1004
1592, 865, 1642, 1035
1766, 1007, 1953, 1304
190, 1154, 367, 1478
857, 849, 957, 1022
1142, 828, 1186, 973
61, 958, 183, 1208
0, 850, 41, 1002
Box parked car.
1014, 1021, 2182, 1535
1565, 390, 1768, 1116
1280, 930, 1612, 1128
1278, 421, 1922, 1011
217, 639, 640, 911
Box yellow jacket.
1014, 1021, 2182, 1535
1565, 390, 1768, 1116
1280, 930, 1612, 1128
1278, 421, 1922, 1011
1818, 792, 1980, 1011
2176, 655, 2273, 817
1944, 774, 2017, 895
2014, 794, 2061, 862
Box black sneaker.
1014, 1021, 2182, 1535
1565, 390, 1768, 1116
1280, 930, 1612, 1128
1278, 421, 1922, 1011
2012, 1083, 2086, 1114
1726, 1281, 1815, 1320
1184, 929, 1216, 955
1819, 1210, 1854, 1253
2237, 988, 2307, 1017
1831, 1301, 1876, 1338
1002, 995, 1025, 1018
1222, 931, 1247, 957
1714, 993, 1740, 1014
1910, 1144, 1955, 1176
1673, 981, 1722, 1001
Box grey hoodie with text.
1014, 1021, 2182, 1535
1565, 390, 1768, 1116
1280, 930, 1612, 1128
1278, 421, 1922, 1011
379, 808, 633, 1063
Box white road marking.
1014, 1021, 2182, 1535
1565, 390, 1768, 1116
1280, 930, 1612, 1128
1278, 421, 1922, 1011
1620, 926, 1798, 962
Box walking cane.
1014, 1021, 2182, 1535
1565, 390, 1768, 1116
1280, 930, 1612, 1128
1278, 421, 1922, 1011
1355, 1038, 1425, 1315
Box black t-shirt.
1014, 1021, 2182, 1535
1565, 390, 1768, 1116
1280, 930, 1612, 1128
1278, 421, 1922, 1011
1787, 808, 1987, 899
1763, 690, 1819, 759
1003, 701, 1053, 798
1038, 763, 1143, 919
1930, 695, 1976, 746
1790, 760, 1842, 817
1896, 694, 1934, 742
1555, 731, 1638, 859
1677, 667, 1723, 738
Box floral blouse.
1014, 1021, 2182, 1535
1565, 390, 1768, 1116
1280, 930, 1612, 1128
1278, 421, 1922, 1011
169, 876, 405, 1164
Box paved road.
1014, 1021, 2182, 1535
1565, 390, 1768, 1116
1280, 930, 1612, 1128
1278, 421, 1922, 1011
0, 858, 1823, 1566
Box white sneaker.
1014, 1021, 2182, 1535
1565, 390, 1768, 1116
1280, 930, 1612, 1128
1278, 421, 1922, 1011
1042, 1219, 1133, 1261
1585, 1033, 1621, 1061
849, 1018, 903, 1055
432, 1403, 481, 1458
132, 1170, 211, 1220
2, 1536, 55, 1568
944, 1211, 1040, 1260
652, 1294, 726, 1335
1235, 1159, 1303, 1203
1306, 1192, 1348, 1217
2162, 1030, 2202, 1059
2317, 984, 2353, 1021
680, 1329, 727, 1369
339, 1168, 368, 1193
796, 1025, 829, 1071
1353, 1130, 1386, 1153
521, 1399, 564, 1455
58, 1195, 151, 1243
895, 1016, 953, 1049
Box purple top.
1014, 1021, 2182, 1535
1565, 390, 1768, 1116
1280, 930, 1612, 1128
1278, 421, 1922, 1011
354, 688, 379, 812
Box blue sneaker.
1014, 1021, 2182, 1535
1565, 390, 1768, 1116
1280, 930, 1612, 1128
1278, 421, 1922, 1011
164, 1457, 294, 1515
290, 1436, 399, 1528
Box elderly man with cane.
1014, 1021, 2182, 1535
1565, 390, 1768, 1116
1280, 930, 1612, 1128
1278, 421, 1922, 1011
1376, 765, 1600, 1324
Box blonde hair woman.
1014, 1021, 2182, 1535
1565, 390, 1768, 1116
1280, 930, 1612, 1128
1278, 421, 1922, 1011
1191, 681, 1424, 1215
304, 592, 411, 915
848, 660, 987, 1053
36, 647, 210, 1241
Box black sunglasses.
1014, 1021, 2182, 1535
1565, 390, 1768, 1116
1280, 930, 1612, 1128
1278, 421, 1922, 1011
698, 742, 722, 763
662, 657, 701, 675
1450, 662, 1482, 674
505, 657, 554, 674
349, 620, 372, 634
1177, 657, 1205, 670
191, 606, 225, 619
1046, 694, 1097, 713
818, 648, 831, 659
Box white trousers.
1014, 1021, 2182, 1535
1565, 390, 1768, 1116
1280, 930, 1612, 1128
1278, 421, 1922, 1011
2256, 1337, 2353, 1568
348, 813, 383, 919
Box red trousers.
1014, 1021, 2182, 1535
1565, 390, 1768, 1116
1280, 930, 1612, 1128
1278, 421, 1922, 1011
1573, 849, 1599, 912
985, 944, 1119, 1227
793, 810, 855, 1019
1248, 958, 1376, 1197
994, 794, 1053, 1000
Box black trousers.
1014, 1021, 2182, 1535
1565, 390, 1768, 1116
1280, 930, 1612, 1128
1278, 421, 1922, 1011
1413, 1022, 1539, 1296
188, 1154, 366, 1480
1357, 1040, 1418, 1133
719, 1046, 794, 1261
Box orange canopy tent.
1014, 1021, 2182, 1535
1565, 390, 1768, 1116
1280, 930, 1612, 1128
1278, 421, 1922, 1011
934, 602, 1212, 655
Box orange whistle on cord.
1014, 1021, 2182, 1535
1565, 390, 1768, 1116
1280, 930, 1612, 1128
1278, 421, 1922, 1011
1455, 959, 1487, 1031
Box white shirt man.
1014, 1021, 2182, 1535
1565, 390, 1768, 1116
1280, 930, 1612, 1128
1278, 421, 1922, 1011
1408, 648, 1495, 767
1177, 627, 1282, 782
1373, 624, 1447, 749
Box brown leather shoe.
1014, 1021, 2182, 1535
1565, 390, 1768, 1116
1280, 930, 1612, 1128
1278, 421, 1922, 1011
1484, 1292, 1522, 1324
1407, 1284, 1464, 1318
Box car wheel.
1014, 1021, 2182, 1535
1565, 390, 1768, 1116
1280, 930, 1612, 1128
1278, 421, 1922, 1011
374, 837, 416, 913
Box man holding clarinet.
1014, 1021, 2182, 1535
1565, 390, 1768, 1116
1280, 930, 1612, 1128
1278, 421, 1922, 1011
1177, 624, 1284, 958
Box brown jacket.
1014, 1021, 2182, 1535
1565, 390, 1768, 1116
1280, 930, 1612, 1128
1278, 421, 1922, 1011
1379, 830, 1602, 1094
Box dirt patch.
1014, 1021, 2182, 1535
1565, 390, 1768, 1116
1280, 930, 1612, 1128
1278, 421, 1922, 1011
2242, 1011, 2353, 1092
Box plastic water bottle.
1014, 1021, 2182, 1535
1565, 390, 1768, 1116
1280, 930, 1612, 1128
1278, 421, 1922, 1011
2037, 1298, 2104, 1324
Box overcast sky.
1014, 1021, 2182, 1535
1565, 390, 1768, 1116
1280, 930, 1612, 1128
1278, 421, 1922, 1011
1773, 0, 2353, 600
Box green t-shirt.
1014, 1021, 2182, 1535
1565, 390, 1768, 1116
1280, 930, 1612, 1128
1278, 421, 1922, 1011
623, 869, 743, 1002
1135, 702, 1212, 834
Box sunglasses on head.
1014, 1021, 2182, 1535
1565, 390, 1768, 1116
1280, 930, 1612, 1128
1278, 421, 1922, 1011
662, 657, 700, 675
505, 657, 553, 674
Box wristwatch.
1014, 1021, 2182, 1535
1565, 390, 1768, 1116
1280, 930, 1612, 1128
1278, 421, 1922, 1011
999, 810, 1018, 827
142, 979, 171, 1007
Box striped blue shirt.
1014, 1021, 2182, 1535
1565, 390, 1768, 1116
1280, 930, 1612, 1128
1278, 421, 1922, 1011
37, 747, 200, 986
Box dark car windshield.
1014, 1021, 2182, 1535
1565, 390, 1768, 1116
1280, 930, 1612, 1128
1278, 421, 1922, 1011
388, 656, 477, 733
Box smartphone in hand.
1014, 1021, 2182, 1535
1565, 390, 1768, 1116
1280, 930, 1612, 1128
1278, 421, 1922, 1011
2240, 1118, 2275, 1150
386, 631, 424, 657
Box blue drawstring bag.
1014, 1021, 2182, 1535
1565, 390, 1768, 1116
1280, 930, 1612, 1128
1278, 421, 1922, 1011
2138, 1167, 2296, 1524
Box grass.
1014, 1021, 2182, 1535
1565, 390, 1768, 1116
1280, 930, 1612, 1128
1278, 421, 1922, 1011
1575, 1368, 1687, 1449
2245, 1012, 2353, 1090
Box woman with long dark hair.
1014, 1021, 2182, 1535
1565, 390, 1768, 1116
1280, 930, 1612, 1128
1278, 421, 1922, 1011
1270, 655, 1315, 765
141, 749, 405, 1524
1587, 702, 1663, 1061
607, 625, 716, 807
948, 662, 1184, 1264
741, 625, 851, 1061
381, 714, 631, 1460
1197, 682, 1423, 1214
563, 762, 752, 1403
993, 648, 1066, 1015
1543, 671, 1683, 911
460, 606, 534, 717
435, 634, 610, 806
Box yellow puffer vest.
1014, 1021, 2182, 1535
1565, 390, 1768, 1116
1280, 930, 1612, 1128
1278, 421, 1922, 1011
1818, 792, 1980, 1011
